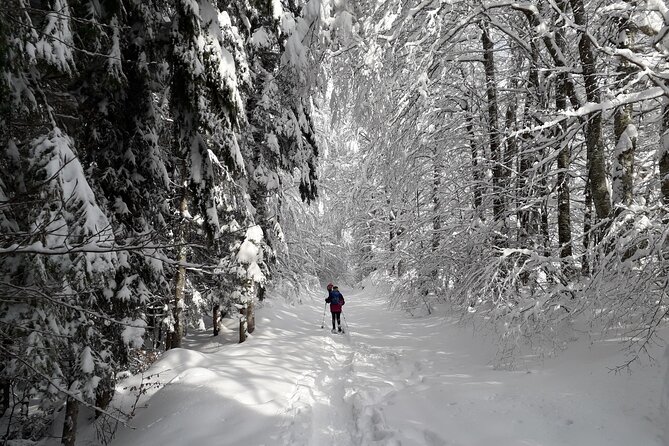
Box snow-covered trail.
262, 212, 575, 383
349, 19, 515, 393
105, 286, 666, 446
278, 289, 452, 446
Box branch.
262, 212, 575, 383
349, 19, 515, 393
0, 343, 133, 428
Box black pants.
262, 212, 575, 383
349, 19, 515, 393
331, 312, 341, 329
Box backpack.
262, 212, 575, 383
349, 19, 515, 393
329, 291, 342, 306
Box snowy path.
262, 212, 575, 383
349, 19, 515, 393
279, 327, 356, 446
104, 287, 666, 446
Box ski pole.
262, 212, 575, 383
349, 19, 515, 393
320, 303, 327, 328
342, 311, 350, 335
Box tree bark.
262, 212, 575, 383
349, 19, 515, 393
61, 396, 78, 446
212, 304, 220, 336
432, 144, 441, 253
0, 338, 10, 417
169, 162, 188, 350
504, 97, 517, 199
556, 127, 573, 260
570, 0, 612, 220
582, 179, 593, 276
95, 380, 113, 419
555, 13, 573, 265
247, 300, 255, 334
541, 193, 550, 257
239, 306, 247, 343
612, 7, 636, 208
481, 22, 504, 223
171, 251, 186, 349
517, 41, 542, 249
0, 378, 8, 416
613, 106, 636, 208
464, 98, 483, 218
660, 99, 669, 205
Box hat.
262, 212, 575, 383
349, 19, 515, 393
327, 283, 334, 291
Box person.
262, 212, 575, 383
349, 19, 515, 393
325, 285, 345, 333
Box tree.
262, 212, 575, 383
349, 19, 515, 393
0, 0, 328, 441
570, 0, 612, 221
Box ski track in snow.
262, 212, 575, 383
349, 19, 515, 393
280, 290, 446, 446
280, 334, 355, 446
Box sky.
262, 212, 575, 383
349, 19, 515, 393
71, 279, 668, 446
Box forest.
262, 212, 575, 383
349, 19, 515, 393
1, 0, 669, 444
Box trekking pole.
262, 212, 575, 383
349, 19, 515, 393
320, 303, 327, 328
342, 311, 350, 335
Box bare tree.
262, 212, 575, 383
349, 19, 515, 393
570, 0, 612, 221
480, 22, 505, 226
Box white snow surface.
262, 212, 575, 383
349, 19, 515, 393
85, 286, 665, 446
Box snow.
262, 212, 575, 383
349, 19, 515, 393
32, 128, 111, 240
251, 27, 273, 48
121, 318, 147, 349
199, 2, 238, 88
35, 0, 75, 73
238, 240, 259, 264
272, 0, 284, 20
72, 285, 668, 446
283, 33, 308, 68
246, 225, 264, 243
80, 347, 95, 374
246, 261, 266, 283
238, 225, 264, 264
267, 132, 280, 154
107, 16, 124, 81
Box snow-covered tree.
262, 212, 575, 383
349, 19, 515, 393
314, 0, 669, 366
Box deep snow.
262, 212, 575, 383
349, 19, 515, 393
80, 285, 666, 446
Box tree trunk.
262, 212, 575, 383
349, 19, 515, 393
239, 306, 247, 343
555, 16, 573, 263
95, 380, 113, 419
247, 300, 255, 334
570, 0, 612, 220
0, 338, 10, 417
541, 193, 550, 257
612, 7, 636, 208
169, 162, 189, 350
61, 396, 78, 446
556, 131, 573, 259
387, 195, 399, 276
0, 378, 9, 417
171, 253, 186, 349
613, 106, 636, 208
660, 99, 669, 205
212, 304, 220, 336
504, 97, 517, 211
464, 98, 483, 218
517, 41, 542, 250
582, 179, 593, 276
432, 145, 441, 253
480, 22, 504, 223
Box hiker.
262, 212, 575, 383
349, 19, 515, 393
325, 285, 345, 333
